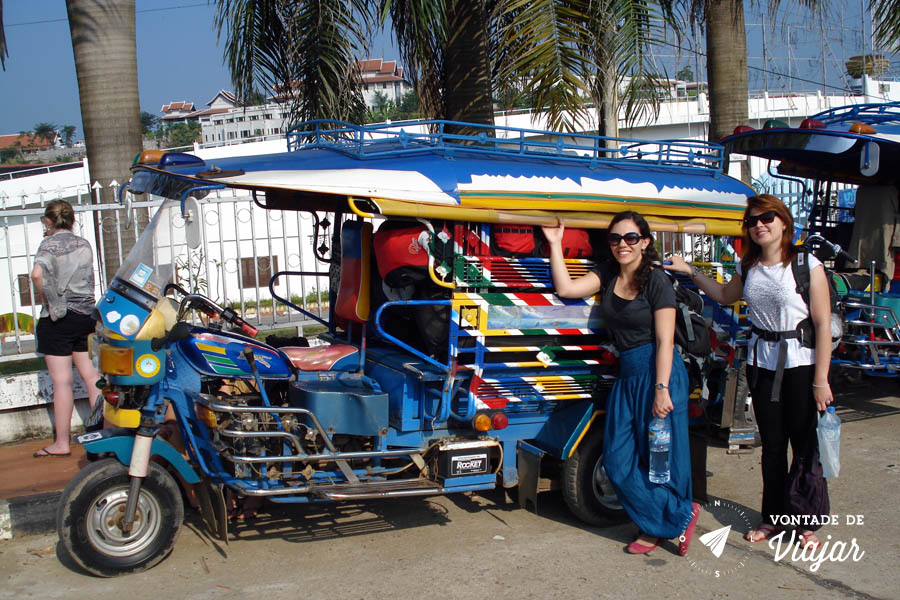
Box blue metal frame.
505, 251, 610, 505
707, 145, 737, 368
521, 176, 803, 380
269, 270, 331, 327
285, 119, 725, 174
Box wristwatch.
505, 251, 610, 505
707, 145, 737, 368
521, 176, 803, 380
655, 382, 668, 390
691, 265, 701, 279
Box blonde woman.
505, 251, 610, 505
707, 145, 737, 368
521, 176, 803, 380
31, 200, 101, 457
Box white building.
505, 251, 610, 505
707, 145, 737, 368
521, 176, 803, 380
358, 58, 413, 106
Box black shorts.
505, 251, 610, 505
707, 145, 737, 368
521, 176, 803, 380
36, 311, 97, 356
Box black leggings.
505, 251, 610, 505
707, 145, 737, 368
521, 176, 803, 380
749, 364, 824, 526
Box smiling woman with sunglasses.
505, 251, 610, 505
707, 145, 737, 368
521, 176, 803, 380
665, 194, 834, 550
543, 210, 700, 556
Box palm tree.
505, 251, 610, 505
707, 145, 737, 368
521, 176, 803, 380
496, 0, 677, 136
214, 0, 371, 126
702, 0, 748, 144
33, 122, 59, 145
61, 125, 78, 147
66, 0, 144, 282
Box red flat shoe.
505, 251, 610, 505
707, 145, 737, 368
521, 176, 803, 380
679, 502, 702, 556
626, 537, 660, 554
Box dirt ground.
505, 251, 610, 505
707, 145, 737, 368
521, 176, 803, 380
1, 381, 898, 600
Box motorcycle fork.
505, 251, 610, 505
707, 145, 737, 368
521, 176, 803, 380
121, 417, 161, 533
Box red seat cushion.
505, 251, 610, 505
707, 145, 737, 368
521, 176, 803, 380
281, 345, 358, 371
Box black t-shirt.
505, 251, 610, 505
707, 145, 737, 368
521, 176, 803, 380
590, 263, 676, 351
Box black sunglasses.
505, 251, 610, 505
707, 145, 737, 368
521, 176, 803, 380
608, 232, 644, 246
744, 211, 777, 228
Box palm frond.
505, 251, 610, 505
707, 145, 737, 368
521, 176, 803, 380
872, 0, 900, 53
215, 0, 372, 125
382, 0, 447, 120
496, 0, 595, 132
0, 0, 8, 71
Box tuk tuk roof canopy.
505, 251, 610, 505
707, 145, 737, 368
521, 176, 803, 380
722, 101, 900, 186
130, 120, 755, 235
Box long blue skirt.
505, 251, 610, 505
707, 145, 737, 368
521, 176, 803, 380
603, 343, 693, 539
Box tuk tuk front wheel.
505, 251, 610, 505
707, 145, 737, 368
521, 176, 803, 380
562, 430, 628, 526
57, 457, 184, 577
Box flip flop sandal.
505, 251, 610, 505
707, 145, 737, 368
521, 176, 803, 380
798, 531, 821, 550
744, 523, 783, 543
33, 447, 71, 458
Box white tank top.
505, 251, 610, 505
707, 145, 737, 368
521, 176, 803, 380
737, 255, 822, 370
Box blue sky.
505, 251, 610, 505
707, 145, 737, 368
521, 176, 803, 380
0, 1, 894, 139
0, 1, 397, 138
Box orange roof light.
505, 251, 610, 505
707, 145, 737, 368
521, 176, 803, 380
849, 122, 876, 134
135, 150, 166, 165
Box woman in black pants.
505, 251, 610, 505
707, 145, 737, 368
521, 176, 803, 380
666, 194, 834, 549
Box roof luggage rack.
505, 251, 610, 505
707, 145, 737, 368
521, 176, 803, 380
286, 119, 726, 174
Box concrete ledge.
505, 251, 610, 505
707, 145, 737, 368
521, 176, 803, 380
0, 492, 61, 539
0, 370, 91, 443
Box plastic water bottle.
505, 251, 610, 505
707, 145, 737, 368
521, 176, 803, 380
649, 416, 671, 484
817, 407, 841, 478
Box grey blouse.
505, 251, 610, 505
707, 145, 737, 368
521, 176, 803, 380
33, 231, 95, 320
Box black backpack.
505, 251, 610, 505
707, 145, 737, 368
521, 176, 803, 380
670, 276, 713, 357
792, 251, 844, 349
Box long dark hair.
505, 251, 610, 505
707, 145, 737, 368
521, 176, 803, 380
739, 194, 796, 273
609, 210, 660, 293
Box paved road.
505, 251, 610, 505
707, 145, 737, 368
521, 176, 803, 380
1, 384, 898, 600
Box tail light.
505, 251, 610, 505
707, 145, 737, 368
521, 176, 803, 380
490, 412, 509, 430
103, 389, 120, 406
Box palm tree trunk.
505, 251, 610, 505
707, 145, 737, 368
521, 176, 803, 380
705, 0, 748, 143
66, 0, 144, 284
443, 0, 494, 132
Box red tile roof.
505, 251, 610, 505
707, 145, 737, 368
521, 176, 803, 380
160, 101, 195, 113
0, 133, 56, 152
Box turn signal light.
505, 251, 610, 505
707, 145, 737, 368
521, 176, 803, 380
473, 413, 492, 432
99, 345, 134, 376
491, 412, 509, 430
195, 404, 218, 429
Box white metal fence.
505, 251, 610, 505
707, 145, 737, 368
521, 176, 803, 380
0, 186, 331, 361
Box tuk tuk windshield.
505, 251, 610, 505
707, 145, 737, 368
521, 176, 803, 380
115, 198, 188, 300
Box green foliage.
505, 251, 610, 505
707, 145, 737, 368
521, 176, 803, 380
33, 122, 57, 144
141, 111, 159, 134
0, 147, 20, 163
166, 121, 202, 147
676, 65, 694, 82
175, 247, 212, 298
61, 125, 77, 146
365, 90, 421, 123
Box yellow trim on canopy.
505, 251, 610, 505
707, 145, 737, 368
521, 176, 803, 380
356, 197, 743, 236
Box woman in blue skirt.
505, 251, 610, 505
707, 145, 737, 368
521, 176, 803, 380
544, 211, 700, 555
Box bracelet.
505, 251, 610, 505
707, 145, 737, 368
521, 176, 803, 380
812, 383, 830, 388
691, 266, 701, 279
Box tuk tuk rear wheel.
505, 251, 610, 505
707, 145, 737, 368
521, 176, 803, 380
57, 458, 183, 577
562, 430, 628, 526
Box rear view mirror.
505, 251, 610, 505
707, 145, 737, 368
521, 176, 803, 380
182, 195, 202, 249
